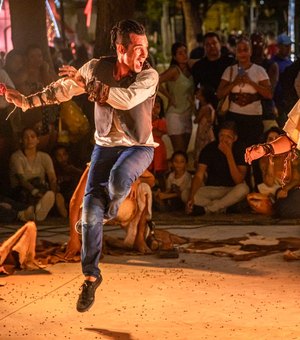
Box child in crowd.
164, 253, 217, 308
148, 95, 168, 190
52, 144, 83, 211
154, 151, 192, 211
194, 86, 217, 169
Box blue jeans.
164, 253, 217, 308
81, 144, 154, 278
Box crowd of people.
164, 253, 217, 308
0, 28, 300, 228
2, 18, 300, 314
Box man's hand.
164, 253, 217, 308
5, 89, 23, 107
58, 65, 78, 78
58, 65, 85, 88
245, 144, 266, 164
218, 140, 233, 158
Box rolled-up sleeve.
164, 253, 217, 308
107, 68, 159, 110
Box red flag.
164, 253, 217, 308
84, 0, 93, 27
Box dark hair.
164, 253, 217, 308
154, 95, 165, 118
171, 150, 188, 163
52, 144, 68, 156
4, 49, 23, 71
219, 120, 238, 135
203, 32, 221, 43
196, 33, 204, 43
200, 85, 218, 109
236, 35, 251, 46
25, 44, 42, 56
21, 127, 39, 138
262, 126, 284, 143
170, 42, 187, 67
110, 19, 145, 50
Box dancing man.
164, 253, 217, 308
5, 19, 158, 312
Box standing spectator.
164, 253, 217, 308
271, 33, 293, 127
265, 31, 278, 60
217, 36, 272, 187
191, 32, 234, 93
189, 33, 205, 59
148, 95, 168, 191
193, 85, 217, 169
185, 121, 249, 215
21, 45, 58, 152
250, 32, 279, 131
217, 36, 272, 148
2, 49, 26, 144
159, 42, 195, 153
0, 60, 17, 191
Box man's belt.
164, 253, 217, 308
229, 92, 260, 107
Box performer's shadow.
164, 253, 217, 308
85, 328, 133, 340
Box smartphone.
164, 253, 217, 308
238, 67, 245, 76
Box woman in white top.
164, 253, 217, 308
9, 127, 65, 220
159, 42, 196, 153
217, 36, 272, 148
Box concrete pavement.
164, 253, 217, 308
0, 216, 300, 339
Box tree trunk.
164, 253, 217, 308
94, 0, 136, 57
181, 0, 202, 53
8, 0, 52, 65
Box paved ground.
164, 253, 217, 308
1, 213, 300, 340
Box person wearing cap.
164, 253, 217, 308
271, 33, 293, 127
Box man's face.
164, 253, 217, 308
204, 36, 221, 61
218, 128, 237, 146
278, 44, 291, 58
121, 33, 148, 73
27, 48, 43, 68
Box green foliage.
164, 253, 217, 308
146, 0, 164, 22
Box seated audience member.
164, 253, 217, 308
52, 144, 83, 210
273, 171, 300, 218
256, 127, 286, 196
65, 167, 155, 258
185, 121, 249, 215
148, 95, 168, 190
247, 127, 286, 215
9, 127, 65, 221
0, 194, 35, 223
155, 151, 192, 211
193, 85, 217, 169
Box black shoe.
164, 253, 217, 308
191, 205, 205, 216
76, 275, 103, 312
